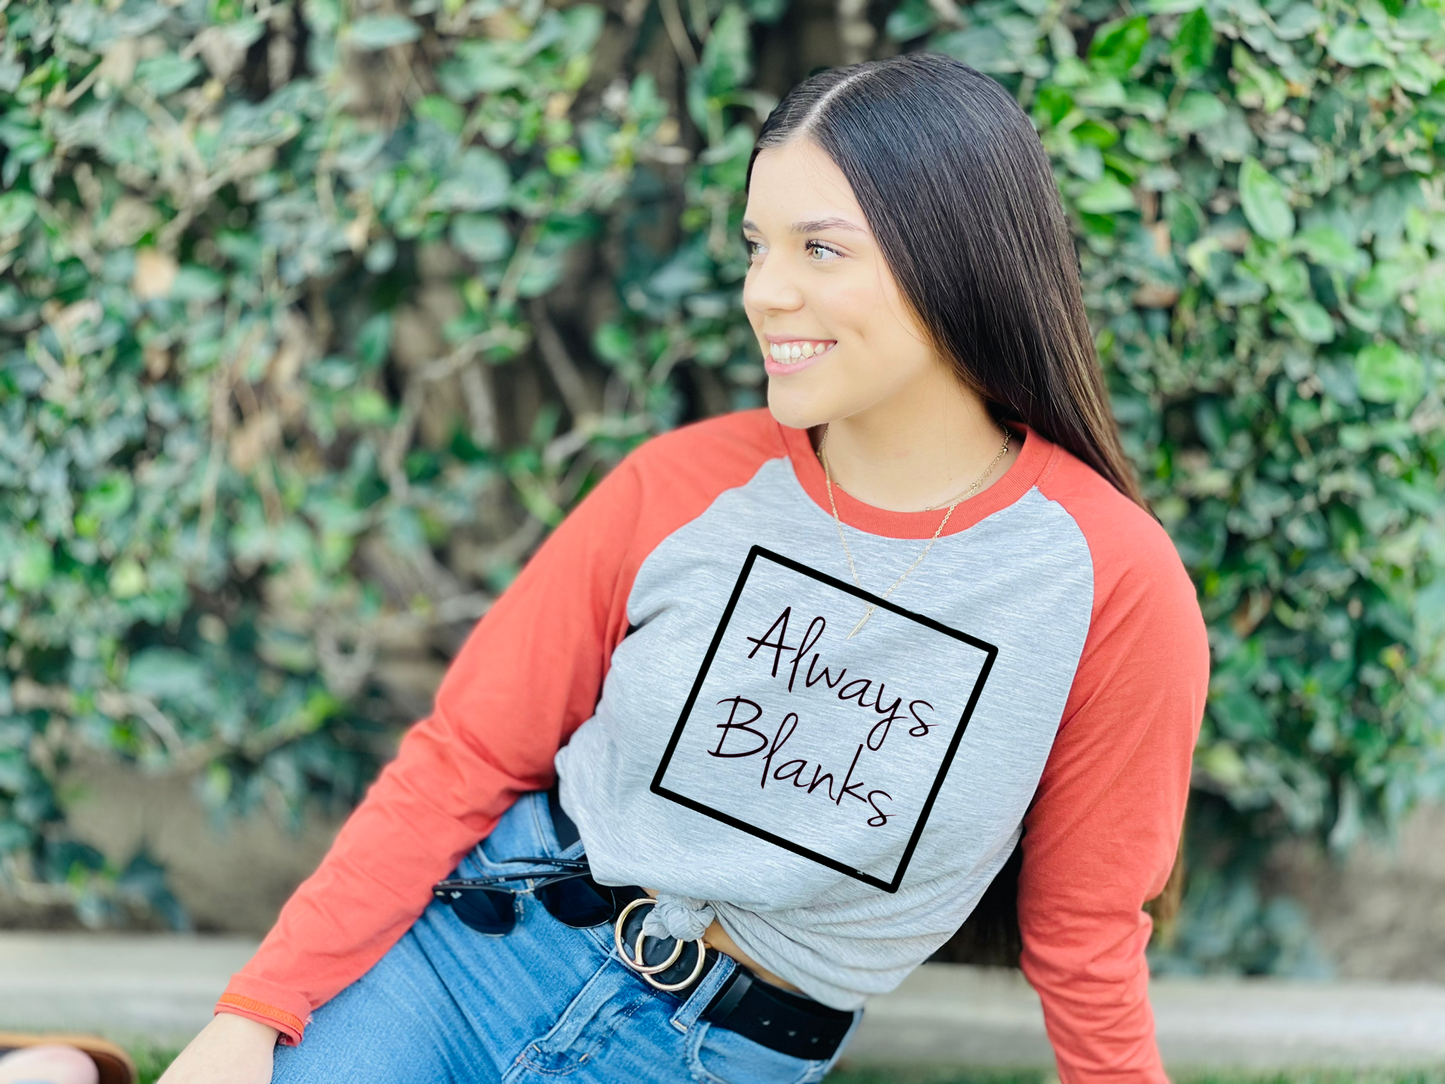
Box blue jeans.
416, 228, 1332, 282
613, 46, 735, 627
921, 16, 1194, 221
271, 792, 862, 1084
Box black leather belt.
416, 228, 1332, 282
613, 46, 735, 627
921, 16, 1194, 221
546, 786, 856, 1061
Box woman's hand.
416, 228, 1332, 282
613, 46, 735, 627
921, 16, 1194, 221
157, 1013, 279, 1084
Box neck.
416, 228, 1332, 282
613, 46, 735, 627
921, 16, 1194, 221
816, 370, 1015, 513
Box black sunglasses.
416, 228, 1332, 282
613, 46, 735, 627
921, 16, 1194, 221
433, 856, 620, 935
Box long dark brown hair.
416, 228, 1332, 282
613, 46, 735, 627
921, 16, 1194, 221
747, 52, 1146, 510
748, 54, 1183, 960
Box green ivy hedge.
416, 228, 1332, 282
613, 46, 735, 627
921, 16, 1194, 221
1, 0, 1442, 957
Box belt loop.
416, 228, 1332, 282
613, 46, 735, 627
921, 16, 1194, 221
668, 953, 735, 1034
538, 785, 584, 858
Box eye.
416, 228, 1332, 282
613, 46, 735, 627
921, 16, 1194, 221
744, 238, 766, 261
805, 240, 843, 262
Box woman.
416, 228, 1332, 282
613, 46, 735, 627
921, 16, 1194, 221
161, 54, 1207, 1084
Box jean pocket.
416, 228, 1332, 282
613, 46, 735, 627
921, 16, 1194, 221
461, 831, 512, 877
468, 792, 551, 872
686, 1022, 828, 1084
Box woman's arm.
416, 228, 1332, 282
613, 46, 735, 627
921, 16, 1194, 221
214, 457, 647, 1042
207, 411, 787, 1044
1023, 465, 1209, 1084
157, 1013, 279, 1084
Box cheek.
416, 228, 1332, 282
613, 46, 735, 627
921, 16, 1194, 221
833, 286, 936, 390
809, 278, 881, 342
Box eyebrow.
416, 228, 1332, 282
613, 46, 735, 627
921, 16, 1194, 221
741, 217, 867, 235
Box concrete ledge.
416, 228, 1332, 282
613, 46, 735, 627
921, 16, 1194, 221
849, 963, 1445, 1070
2, 935, 1444, 1069
0, 933, 257, 1047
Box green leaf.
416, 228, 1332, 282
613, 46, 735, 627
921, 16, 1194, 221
1396, 5, 1443, 39
516, 251, 565, 298
446, 42, 523, 95
744, 0, 786, 22
546, 145, 582, 177
450, 215, 512, 262
1232, 45, 1288, 113
1075, 77, 1128, 108
1172, 8, 1215, 78
415, 95, 465, 135
349, 387, 393, 424
1033, 85, 1074, 126
433, 148, 511, 211
170, 266, 225, 303
1238, 157, 1295, 241
0, 191, 37, 238
1278, 299, 1335, 343
886, 0, 938, 42
1355, 261, 1410, 308
1124, 121, 1175, 162
1169, 91, 1228, 133
109, 558, 147, 599
82, 473, 136, 520
1075, 176, 1137, 214
1165, 191, 1205, 245
1123, 85, 1168, 121
348, 15, 422, 50
1089, 16, 1150, 77
1355, 342, 1423, 404
698, 5, 754, 95
593, 322, 638, 368
1327, 24, 1393, 69
1262, 257, 1310, 298
9, 539, 52, 592
1213, 692, 1275, 741
134, 55, 202, 96
1198, 106, 1256, 161
356, 313, 393, 367
559, 5, 605, 56
1395, 52, 1445, 96
1273, 3, 1324, 40
1074, 119, 1119, 148
126, 648, 218, 710
1292, 225, 1364, 273
932, 27, 1013, 73
1414, 277, 1445, 334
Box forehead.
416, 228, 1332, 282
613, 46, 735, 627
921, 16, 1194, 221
745, 140, 866, 226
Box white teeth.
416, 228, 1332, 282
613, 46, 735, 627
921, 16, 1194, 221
767, 341, 833, 362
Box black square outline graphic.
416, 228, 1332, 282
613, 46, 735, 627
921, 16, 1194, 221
650, 544, 998, 893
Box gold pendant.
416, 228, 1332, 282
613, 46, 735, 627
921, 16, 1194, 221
847, 605, 875, 639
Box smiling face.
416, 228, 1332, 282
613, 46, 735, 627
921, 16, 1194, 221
742, 138, 949, 430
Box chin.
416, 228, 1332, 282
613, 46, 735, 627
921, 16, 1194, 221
765, 381, 832, 431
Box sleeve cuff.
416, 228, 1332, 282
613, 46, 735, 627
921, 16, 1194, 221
216, 975, 314, 1046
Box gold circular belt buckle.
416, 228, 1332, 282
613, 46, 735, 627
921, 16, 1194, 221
613, 897, 707, 992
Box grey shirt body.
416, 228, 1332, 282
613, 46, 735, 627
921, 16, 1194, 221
556, 435, 1094, 1010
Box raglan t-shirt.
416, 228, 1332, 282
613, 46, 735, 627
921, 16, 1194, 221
216, 410, 1209, 1084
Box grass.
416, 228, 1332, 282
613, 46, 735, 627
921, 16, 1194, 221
131, 1047, 178, 1084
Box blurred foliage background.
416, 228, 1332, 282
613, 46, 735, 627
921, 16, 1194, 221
1, 0, 1443, 968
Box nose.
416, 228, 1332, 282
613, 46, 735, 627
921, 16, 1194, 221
743, 250, 804, 318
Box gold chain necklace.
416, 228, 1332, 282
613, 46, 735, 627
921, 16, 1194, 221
818, 424, 1011, 639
